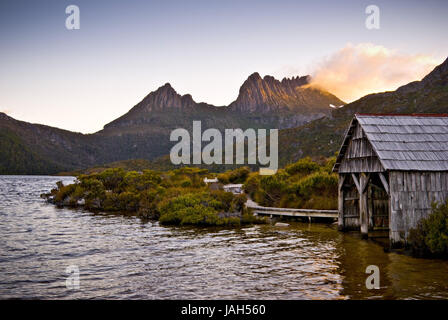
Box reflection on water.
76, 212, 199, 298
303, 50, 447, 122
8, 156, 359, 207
0, 176, 447, 299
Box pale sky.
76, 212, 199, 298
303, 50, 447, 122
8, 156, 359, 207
0, 0, 447, 133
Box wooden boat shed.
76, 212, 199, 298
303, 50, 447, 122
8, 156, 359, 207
333, 114, 448, 246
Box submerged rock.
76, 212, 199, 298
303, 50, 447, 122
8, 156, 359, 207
274, 222, 290, 227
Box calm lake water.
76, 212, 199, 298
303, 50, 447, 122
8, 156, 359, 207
1, 175, 448, 299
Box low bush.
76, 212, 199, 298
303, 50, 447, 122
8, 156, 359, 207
408, 200, 448, 258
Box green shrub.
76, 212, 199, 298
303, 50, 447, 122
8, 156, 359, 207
322, 157, 337, 174
408, 201, 448, 257
295, 171, 338, 199
218, 166, 250, 184
96, 168, 126, 191
285, 157, 320, 176
137, 187, 164, 218
122, 171, 141, 191
158, 193, 221, 226
243, 173, 260, 198
157, 191, 248, 226
53, 182, 77, 204
210, 190, 234, 211
118, 191, 140, 211
258, 170, 289, 206
79, 178, 106, 201
103, 192, 120, 211
180, 179, 192, 188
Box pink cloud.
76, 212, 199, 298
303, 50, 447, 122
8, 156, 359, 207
310, 43, 441, 102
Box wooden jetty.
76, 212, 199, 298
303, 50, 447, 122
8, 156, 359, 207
245, 200, 338, 219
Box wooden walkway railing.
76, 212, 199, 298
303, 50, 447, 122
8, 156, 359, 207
245, 200, 338, 219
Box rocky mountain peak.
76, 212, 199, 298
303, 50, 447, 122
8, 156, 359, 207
152, 82, 177, 96
247, 72, 262, 82
136, 83, 196, 112
281, 75, 311, 86
102, 83, 197, 130
229, 72, 343, 114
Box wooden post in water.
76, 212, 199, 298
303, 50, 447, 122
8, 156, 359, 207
359, 173, 369, 239
338, 174, 345, 231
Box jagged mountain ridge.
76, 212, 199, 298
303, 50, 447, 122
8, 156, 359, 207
6, 53, 447, 174
103, 72, 344, 132
3, 54, 448, 175
0, 72, 343, 174
97, 72, 346, 164
139, 56, 448, 170
3, 55, 448, 175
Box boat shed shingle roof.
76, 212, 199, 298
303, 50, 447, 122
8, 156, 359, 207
337, 114, 448, 171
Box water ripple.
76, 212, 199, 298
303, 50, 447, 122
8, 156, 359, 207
1, 176, 448, 299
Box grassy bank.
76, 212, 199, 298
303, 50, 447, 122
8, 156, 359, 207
42, 167, 265, 226
42, 157, 338, 226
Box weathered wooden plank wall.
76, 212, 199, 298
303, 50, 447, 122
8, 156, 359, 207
389, 171, 448, 244
338, 122, 384, 173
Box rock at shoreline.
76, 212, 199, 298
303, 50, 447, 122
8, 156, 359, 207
274, 222, 290, 227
